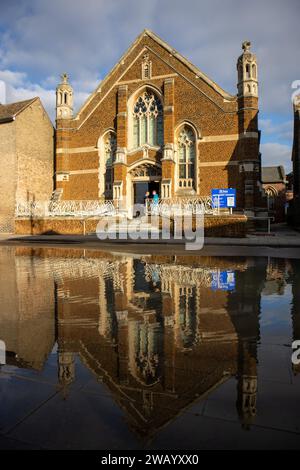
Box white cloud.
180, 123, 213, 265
0, 0, 298, 174
0, 70, 26, 87
259, 118, 293, 142
261, 143, 292, 172
0, 69, 96, 122
0, 0, 299, 117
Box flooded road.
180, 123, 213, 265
0, 246, 299, 449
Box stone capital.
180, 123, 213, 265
115, 147, 127, 164
162, 143, 175, 161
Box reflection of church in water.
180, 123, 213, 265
1, 247, 300, 437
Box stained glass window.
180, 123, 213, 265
132, 91, 163, 148
177, 126, 196, 189
179, 287, 197, 348
104, 132, 116, 193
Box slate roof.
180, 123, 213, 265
261, 165, 286, 183
0, 98, 38, 123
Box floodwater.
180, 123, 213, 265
0, 245, 299, 450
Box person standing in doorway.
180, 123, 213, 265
144, 191, 150, 215
152, 190, 159, 214
152, 190, 159, 204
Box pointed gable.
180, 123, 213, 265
74, 29, 236, 128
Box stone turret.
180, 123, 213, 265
237, 42, 262, 217
237, 41, 258, 98
56, 73, 73, 120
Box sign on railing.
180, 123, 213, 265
212, 189, 236, 209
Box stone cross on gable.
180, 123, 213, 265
61, 73, 69, 84
242, 41, 251, 53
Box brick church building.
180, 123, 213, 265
55, 29, 263, 215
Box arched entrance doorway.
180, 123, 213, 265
128, 161, 162, 205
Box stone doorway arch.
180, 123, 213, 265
127, 161, 162, 207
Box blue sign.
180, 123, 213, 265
211, 270, 236, 291
212, 188, 236, 209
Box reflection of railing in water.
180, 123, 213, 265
45, 257, 126, 293
15, 252, 220, 294
43, 256, 224, 291
144, 263, 212, 288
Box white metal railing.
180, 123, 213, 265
15, 200, 116, 218
15, 196, 220, 218
145, 196, 214, 216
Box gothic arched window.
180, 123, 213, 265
245, 63, 251, 79
179, 286, 197, 349
177, 126, 196, 189
103, 131, 116, 194
265, 186, 277, 211
128, 320, 162, 386
132, 91, 163, 148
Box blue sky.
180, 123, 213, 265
0, 0, 299, 172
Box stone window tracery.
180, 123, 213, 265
129, 320, 162, 386
178, 286, 197, 349
265, 186, 277, 211
177, 126, 196, 189
103, 132, 116, 194
132, 91, 163, 148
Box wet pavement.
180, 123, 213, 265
0, 246, 299, 449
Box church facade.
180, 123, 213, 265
55, 30, 263, 214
